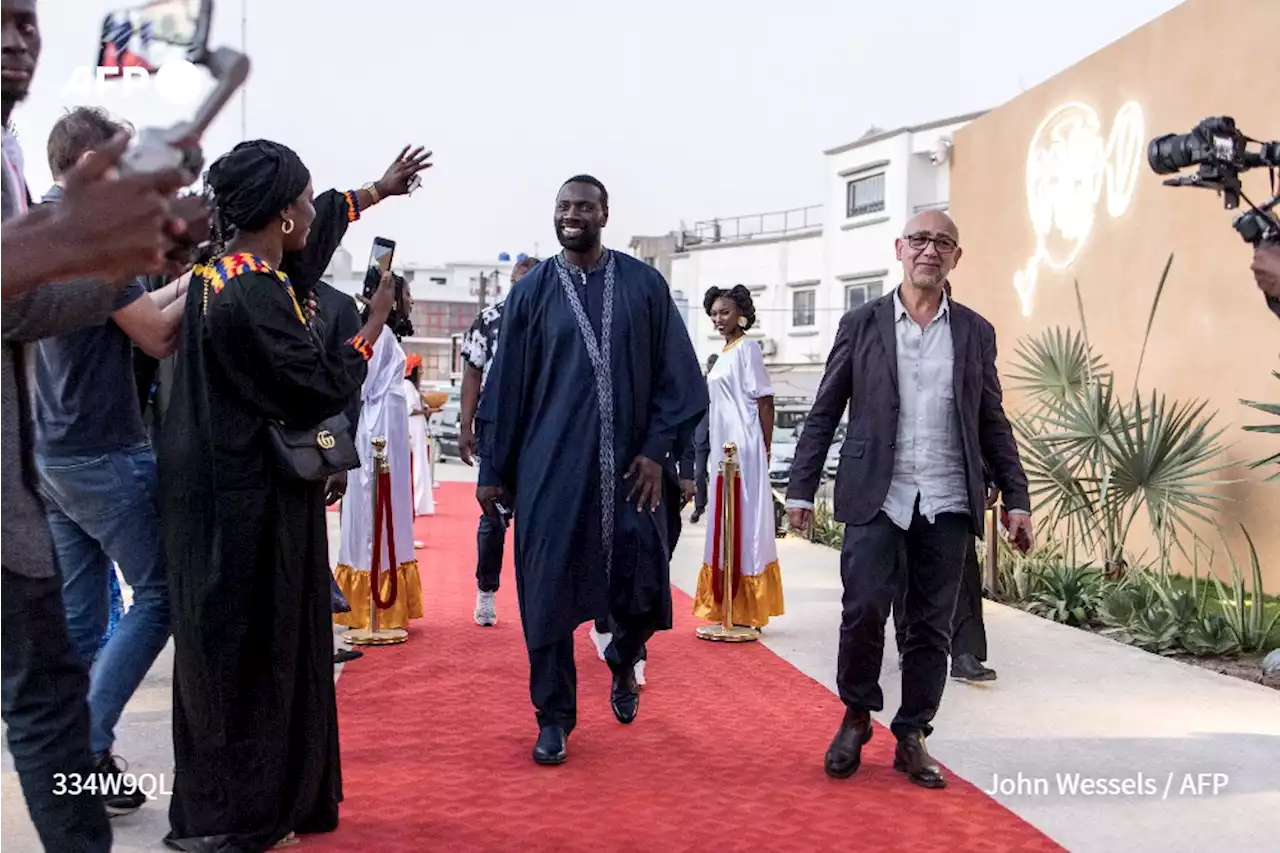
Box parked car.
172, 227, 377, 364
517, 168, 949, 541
823, 423, 848, 479
430, 403, 462, 460
769, 427, 797, 488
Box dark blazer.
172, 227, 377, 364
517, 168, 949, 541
786, 291, 1029, 537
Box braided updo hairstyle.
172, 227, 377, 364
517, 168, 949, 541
703, 284, 756, 331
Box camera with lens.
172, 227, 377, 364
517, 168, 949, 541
363, 265, 415, 338
1148, 116, 1280, 247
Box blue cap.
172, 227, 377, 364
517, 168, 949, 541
517, 253, 528, 262
498, 252, 511, 262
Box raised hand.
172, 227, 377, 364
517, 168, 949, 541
377, 145, 433, 197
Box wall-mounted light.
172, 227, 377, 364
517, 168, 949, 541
1013, 101, 1145, 317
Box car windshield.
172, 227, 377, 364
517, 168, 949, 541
773, 427, 797, 446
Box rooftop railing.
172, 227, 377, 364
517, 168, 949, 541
678, 204, 823, 250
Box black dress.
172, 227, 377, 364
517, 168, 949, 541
158, 193, 369, 852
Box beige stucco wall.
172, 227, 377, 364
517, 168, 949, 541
949, 0, 1280, 587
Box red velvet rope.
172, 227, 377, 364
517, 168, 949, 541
710, 473, 723, 602
371, 469, 400, 610
709, 471, 743, 606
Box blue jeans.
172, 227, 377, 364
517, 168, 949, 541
37, 443, 172, 757
1, 567, 112, 852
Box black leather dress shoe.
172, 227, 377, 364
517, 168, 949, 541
951, 654, 997, 682
823, 709, 873, 779
893, 731, 946, 788
533, 726, 568, 765
609, 661, 640, 724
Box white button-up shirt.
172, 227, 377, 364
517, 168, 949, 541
880, 287, 969, 530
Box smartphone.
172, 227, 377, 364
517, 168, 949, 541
1000, 507, 1032, 555
493, 500, 513, 529
369, 237, 395, 277
362, 237, 396, 298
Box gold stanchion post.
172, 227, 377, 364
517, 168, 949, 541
696, 443, 760, 643
345, 436, 408, 646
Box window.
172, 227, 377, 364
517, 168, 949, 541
408, 301, 478, 337
845, 280, 884, 311
424, 348, 446, 380
430, 277, 447, 287
792, 289, 816, 327
846, 173, 885, 218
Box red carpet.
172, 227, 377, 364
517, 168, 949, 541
309, 482, 1061, 852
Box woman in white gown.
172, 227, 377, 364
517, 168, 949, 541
693, 285, 784, 629
404, 355, 435, 516
334, 311, 424, 631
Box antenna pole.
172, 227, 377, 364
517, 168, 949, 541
239, 0, 247, 139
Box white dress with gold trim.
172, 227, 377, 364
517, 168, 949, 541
334, 333, 423, 630
693, 337, 784, 627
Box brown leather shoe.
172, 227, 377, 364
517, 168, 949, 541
823, 710, 873, 779
893, 730, 946, 788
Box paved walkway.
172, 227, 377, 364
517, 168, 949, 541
4, 459, 1277, 851
667, 520, 1280, 853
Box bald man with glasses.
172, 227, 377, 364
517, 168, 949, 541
786, 210, 1032, 789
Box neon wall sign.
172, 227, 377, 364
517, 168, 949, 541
1013, 101, 1145, 316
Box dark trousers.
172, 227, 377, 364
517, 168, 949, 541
476, 512, 507, 592
892, 537, 987, 660
533, 618, 653, 732
593, 617, 648, 662
837, 507, 969, 738
1, 567, 112, 853
693, 446, 710, 513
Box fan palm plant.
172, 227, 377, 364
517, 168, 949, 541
1008, 257, 1235, 577
1240, 368, 1280, 482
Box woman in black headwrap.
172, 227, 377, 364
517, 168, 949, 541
157, 140, 414, 852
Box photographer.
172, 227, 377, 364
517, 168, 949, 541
27, 105, 195, 819
3, 1, 195, 848
1251, 244, 1280, 318
1147, 117, 1280, 319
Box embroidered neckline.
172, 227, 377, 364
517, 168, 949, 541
200, 252, 306, 325
558, 248, 610, 276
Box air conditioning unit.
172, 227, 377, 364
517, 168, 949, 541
759, 337, 778, 356
930, 135, 953, 166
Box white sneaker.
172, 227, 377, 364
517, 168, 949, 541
633, 659, 646, 687
589, 625, 612, 661
474, 590, 497, 626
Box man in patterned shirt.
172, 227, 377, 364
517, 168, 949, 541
459, 255, 540, 626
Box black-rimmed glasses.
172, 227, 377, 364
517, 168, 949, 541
904, 233, 958, 254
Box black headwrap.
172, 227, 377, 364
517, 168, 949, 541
204, 139, 311, 235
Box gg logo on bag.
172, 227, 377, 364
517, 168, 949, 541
316, 430, 336, 450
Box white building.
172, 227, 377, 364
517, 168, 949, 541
321, 245, 520, 382
663, 109, 985, 399
667, 207, 826, 397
